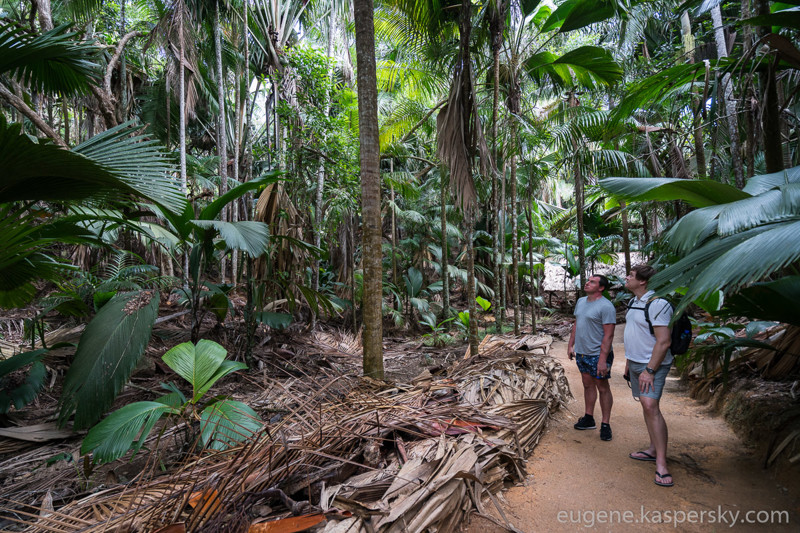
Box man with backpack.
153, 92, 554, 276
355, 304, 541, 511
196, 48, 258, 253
624, 264, 674, 487
568, 274, 616, 441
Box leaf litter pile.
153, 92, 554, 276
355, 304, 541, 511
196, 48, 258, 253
0, 331, 570, 532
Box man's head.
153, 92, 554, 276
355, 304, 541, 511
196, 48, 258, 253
626, 264, 656, 292
584, 274, 609, 295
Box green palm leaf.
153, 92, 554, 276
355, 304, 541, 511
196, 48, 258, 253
541, 0, 621, 33
191, 220, 270, 256
525, 46, 622, 89
742, 166, 800, 196
59, 291, 160, 429
654, 220, 800, 307
599, 177, 750, 207
1, 118, 183, 213
162, 340, 245, 403
0, 23, 99, 95
0, 349, 48, 413
73, 121, 184, 214
200, 399, 262, 451
81, 401, 177, 463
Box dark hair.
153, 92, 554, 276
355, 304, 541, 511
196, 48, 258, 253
591, 274, 610, 290
630, 264, 656, 283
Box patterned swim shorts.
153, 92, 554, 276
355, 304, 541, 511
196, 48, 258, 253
575, 351, 614, 379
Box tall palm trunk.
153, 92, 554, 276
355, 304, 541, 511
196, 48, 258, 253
756, 0, 784, 172
467, 207, 478, 355
215, 0, 229, 282
711, 5, 744, 189
354, 0, 383, 379
510, 156, 519, 334
569, 94, 586, 289
525, 202, 536, 333
490, 9, 504, 334
441, 167, 450, 320
313, 6, 337, 306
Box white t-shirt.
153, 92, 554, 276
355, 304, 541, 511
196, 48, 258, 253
624, 290, 673, 365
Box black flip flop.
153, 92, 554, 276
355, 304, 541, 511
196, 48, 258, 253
629, 451, 656, 462
655, 471, 674, 487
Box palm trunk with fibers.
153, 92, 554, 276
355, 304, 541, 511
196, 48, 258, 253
216, 0, 229, 282
711, 5, 744, 189
441, 166, 450, 321
354, 0, 383, 379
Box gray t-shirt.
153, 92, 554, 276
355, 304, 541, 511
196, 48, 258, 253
573, 296, 616, 356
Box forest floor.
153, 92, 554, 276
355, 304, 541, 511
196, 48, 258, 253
464, 328, 800, 532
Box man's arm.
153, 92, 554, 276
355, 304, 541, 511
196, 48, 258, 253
638, 325, 671, 392
596, 323, 615, 376
568, 322, 577, 359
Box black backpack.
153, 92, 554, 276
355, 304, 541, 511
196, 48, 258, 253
626, 298, 693, 355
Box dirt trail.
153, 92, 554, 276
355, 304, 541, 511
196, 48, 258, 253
466, 328, 800, 532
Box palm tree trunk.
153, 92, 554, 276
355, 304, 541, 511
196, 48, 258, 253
467, 207, 478, 355
354, 0, 383, 379
390, 162, 398, 300
179, 11, 189, 285
491, 14, 503, 335
215, 0, 229, 282
621, 201, 631, 274
34, 0, 54, 32
711, 5, 745, 189
232, 51, 242, 283
441, 166, 450, 321
510, 155, 519, 334
525, 203, 536, 333
120, 0, 127, 122
757, 0, 784, 173
313, 5, 337, 307
62, 98, 69, 144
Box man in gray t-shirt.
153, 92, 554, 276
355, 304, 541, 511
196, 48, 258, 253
568, 274, 616, 441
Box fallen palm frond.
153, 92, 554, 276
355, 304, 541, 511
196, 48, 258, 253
6, 334, 567, 533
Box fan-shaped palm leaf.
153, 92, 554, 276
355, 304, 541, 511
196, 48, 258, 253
200, 399, 261, 450
191, 220, 270, 256
0, 23, 99, 96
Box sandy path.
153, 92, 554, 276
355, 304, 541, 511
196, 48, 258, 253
465, 328, 800, 532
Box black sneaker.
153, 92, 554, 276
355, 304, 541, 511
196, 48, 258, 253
574, 415, 596, 430
600, 423, 612, 441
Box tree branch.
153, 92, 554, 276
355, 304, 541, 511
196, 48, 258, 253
398, 99, 446, 145
103, 30, 144, 95
0, 82, 66, 147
